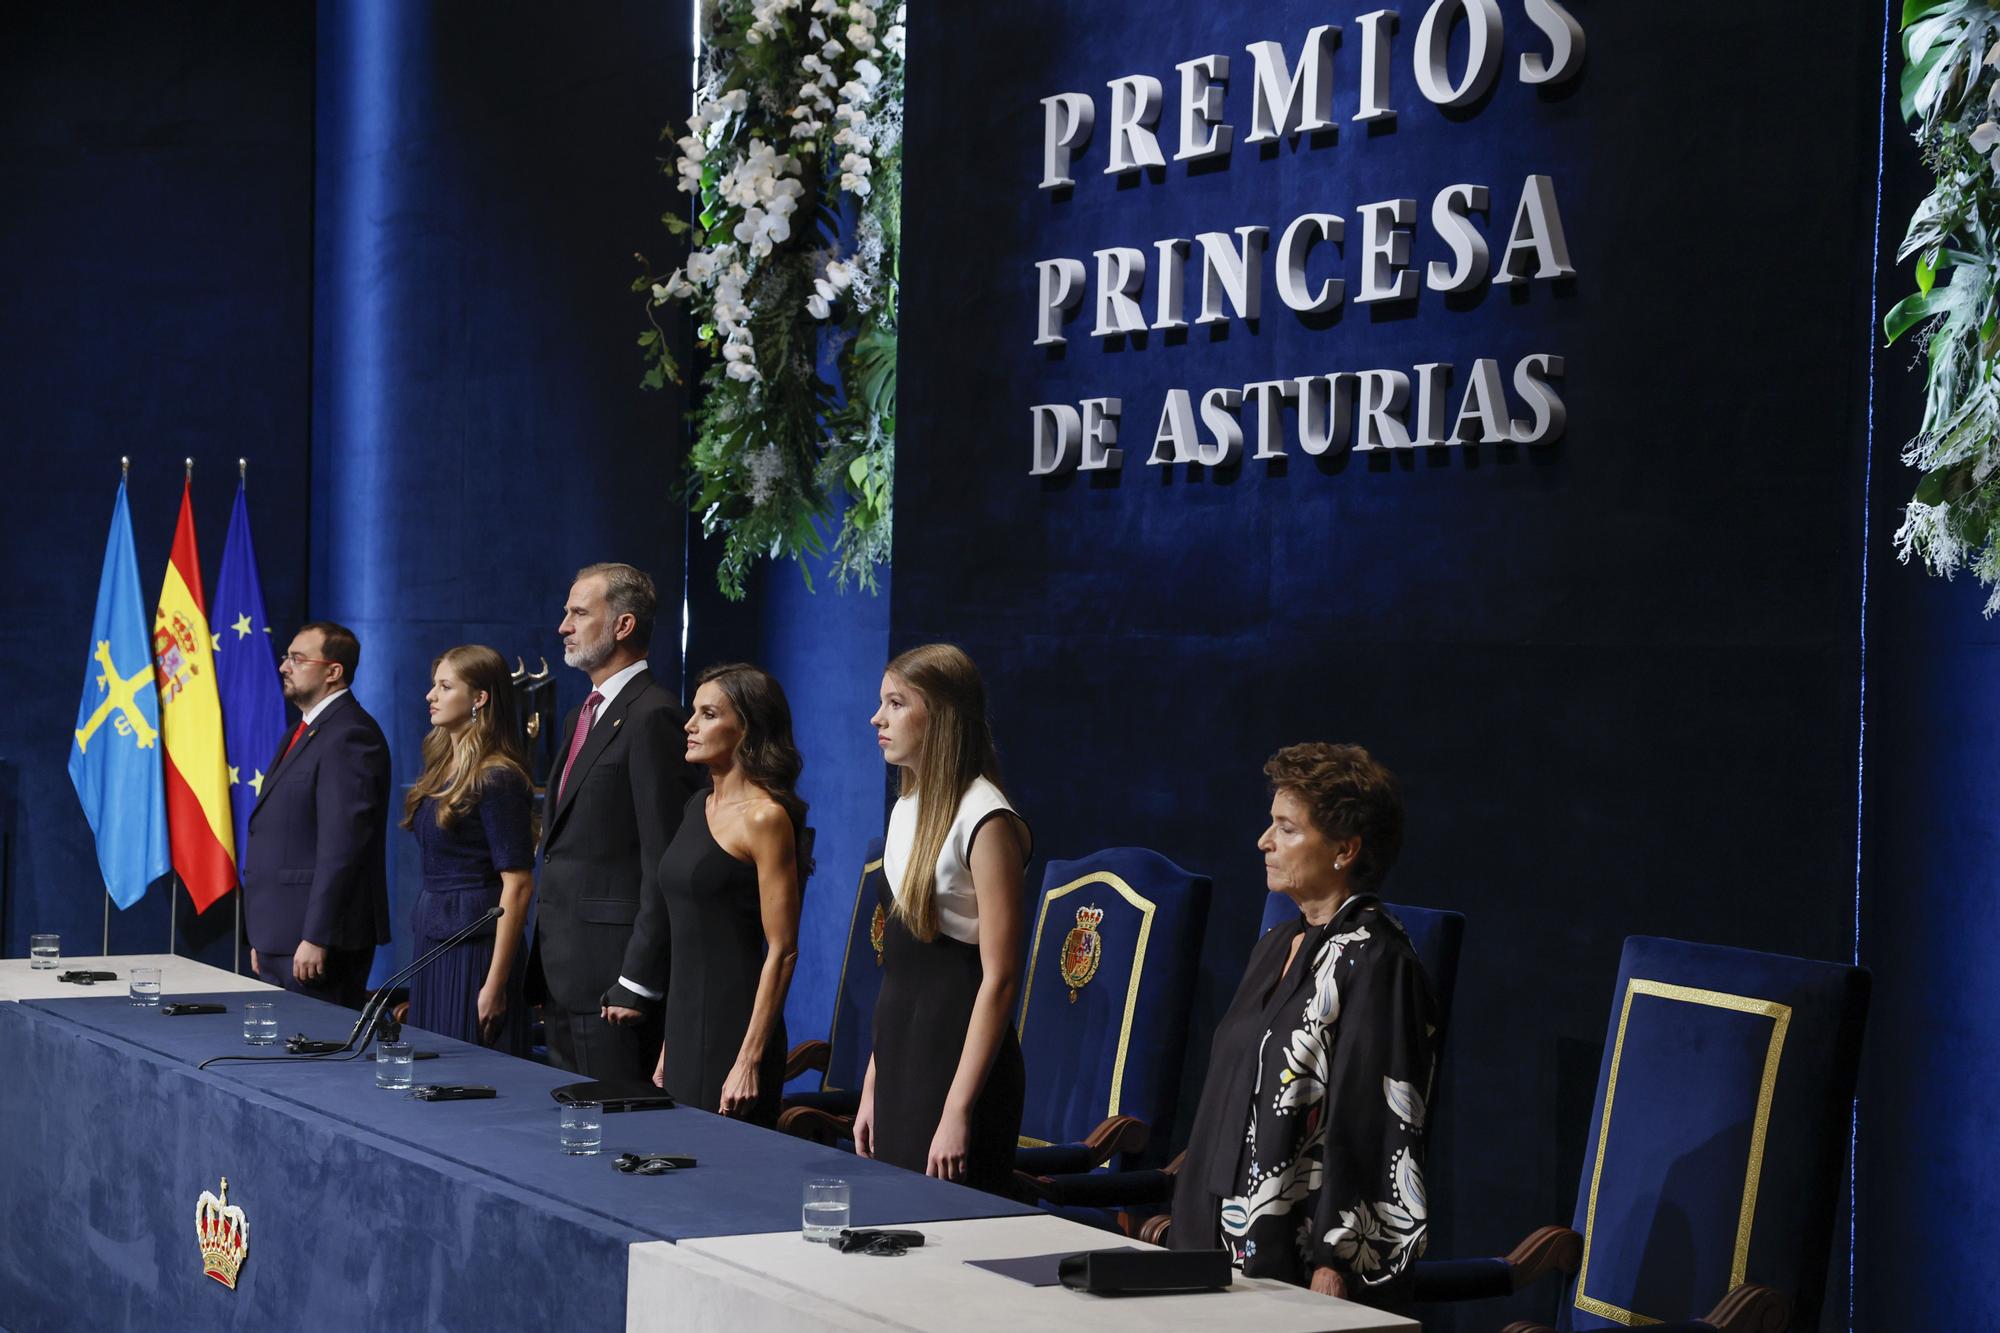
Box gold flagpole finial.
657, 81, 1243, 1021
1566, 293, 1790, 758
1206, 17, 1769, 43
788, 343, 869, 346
238, 458, 247, 482
184, 458, 194, 479
120, 456, 130, 478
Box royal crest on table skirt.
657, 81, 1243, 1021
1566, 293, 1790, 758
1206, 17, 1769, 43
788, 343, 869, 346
1059, 905, 1104, 1002
195, 1176, 248, 1289
869, 902, 887, 965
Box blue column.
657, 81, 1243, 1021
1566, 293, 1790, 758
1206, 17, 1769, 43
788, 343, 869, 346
311, 0, 693, 974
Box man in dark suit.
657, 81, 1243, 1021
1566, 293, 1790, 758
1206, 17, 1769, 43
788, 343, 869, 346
240, 621, 391, 1008
533, 562, 699, 1080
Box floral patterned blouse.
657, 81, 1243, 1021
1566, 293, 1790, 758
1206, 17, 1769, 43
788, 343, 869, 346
1170, 895, 1438, 1309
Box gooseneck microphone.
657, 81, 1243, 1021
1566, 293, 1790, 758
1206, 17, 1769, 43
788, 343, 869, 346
196, 906, 503, 1070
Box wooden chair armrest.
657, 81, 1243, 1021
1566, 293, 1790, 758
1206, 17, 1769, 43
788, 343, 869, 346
775, 1105, 853, 1147
1079, 1114, 1150, 1167
1137, 1213, 1172, 1246
1501, 1283, 1787, 1333
1504, 1224, 1582, 1291
784, 1039, 831, 1082
1703, 1283, 1791, 1333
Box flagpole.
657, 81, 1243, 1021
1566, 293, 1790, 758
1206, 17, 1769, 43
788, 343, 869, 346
169, 453, 188, 961
114, 454, 130, 963
235, 455, 246, 977
102, 890, 110, 956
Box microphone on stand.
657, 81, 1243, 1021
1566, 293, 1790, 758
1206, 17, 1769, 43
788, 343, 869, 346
284, 905, 506, 1056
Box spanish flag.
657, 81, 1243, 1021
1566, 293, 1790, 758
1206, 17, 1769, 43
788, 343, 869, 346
154, 478, 237, 913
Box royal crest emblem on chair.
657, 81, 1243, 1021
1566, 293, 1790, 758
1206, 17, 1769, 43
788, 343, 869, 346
195, 1176, 249, 1290
1060, 905, 1104, 1001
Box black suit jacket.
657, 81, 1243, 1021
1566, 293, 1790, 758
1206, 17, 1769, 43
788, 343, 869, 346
240, 689, 392, 956
534, 667, 700, 1013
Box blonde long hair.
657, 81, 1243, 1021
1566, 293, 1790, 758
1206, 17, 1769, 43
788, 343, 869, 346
888, 643, 1004, 942
401, 645, 531, 831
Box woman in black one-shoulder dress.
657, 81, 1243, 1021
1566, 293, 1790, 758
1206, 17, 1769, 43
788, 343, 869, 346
601, 663, 809, 1128
651, 786, 787, 1120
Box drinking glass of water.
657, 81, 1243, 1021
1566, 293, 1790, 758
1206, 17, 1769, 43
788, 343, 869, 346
375, 1041, 414, 1089
128, 966, 162, 1008
802, 1178, 850, 1242
560, 1101, 603, 1155
29, 934, 59, 970
242, 1002, 277, 1046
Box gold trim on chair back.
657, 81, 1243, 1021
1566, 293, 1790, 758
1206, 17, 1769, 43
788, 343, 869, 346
1017, 870, 1156, 1127
822, 857, 885, 1092
1574, 979, 1792, 1327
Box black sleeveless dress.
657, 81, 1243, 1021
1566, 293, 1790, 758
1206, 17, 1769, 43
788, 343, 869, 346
870, 874, 1026, 1194
657, 789, 785, 1126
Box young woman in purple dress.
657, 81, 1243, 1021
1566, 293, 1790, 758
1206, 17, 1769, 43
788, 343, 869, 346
400, 645, 536, 1052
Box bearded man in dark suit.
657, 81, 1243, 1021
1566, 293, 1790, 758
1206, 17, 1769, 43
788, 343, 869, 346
241, 621, 391, 1008
532, 562, 699, 1080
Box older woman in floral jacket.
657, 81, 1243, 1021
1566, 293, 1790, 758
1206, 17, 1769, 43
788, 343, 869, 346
1170, 743, 1438, 1313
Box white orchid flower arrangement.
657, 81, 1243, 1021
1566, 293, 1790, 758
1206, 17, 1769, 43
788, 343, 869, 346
638, 0, 905, 599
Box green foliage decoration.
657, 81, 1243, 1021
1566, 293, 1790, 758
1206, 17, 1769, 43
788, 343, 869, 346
1889, 0, 2000, 612
636, 0, 904, 599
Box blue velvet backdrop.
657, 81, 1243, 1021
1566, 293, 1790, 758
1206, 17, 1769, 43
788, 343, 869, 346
1856, 85, 2000, 1330
0, 3, 315, 967
890, 3, 1882, 1328
3, 2, 691, 983
7, 4, 1998, 1329
309, 1, 693, 981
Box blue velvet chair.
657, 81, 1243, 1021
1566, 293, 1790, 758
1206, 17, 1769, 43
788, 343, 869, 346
1010, 848, 1212, 1176
1034, 895, 1465, 1230
777, 839, 887, 1138
1413, 936, 1870, 1333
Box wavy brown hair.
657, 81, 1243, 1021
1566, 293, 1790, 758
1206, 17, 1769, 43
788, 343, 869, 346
886, 643, 1005, 942
401, 645, 532, 831
695, 662, 813, 879
1264, 742, 1404, 893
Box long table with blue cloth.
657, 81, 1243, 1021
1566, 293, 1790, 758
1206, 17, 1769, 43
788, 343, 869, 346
0, 958, 1412, 1332
0, 963, 1033, 1331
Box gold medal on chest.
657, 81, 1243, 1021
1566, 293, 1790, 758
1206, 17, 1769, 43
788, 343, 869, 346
869, 903, 887, 965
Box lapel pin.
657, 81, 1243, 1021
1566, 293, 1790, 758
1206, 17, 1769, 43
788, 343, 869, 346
613, 718, 623, 728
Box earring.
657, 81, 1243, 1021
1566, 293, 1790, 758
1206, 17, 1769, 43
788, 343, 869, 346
472, 702, 482, 723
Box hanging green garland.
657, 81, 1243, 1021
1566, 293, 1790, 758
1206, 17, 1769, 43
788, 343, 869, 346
637, 0, 903, 599
1888, 0, 2000, 613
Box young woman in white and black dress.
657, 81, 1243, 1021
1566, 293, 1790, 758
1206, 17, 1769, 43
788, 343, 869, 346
853, 643, 1031, 1195
601, 663, 807, 1127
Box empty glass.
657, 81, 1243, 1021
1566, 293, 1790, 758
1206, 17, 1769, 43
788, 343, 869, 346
560, 1101, 603, 1155
29, 934, 59, 970
802, 1178, 850, 1242
375, 1041, 414, 1089
242, 1002, 277, 1046
128, 966, 161, 1007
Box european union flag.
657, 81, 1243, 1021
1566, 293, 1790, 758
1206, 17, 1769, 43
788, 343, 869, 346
68, 477, 171, 910
214, 479, 287, 859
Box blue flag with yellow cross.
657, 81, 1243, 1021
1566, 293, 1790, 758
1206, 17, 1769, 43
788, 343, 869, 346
68, 477, 171, 909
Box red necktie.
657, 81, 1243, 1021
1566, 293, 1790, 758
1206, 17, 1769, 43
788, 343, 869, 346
281, 720, 308, 762
557, 691, 604, 801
